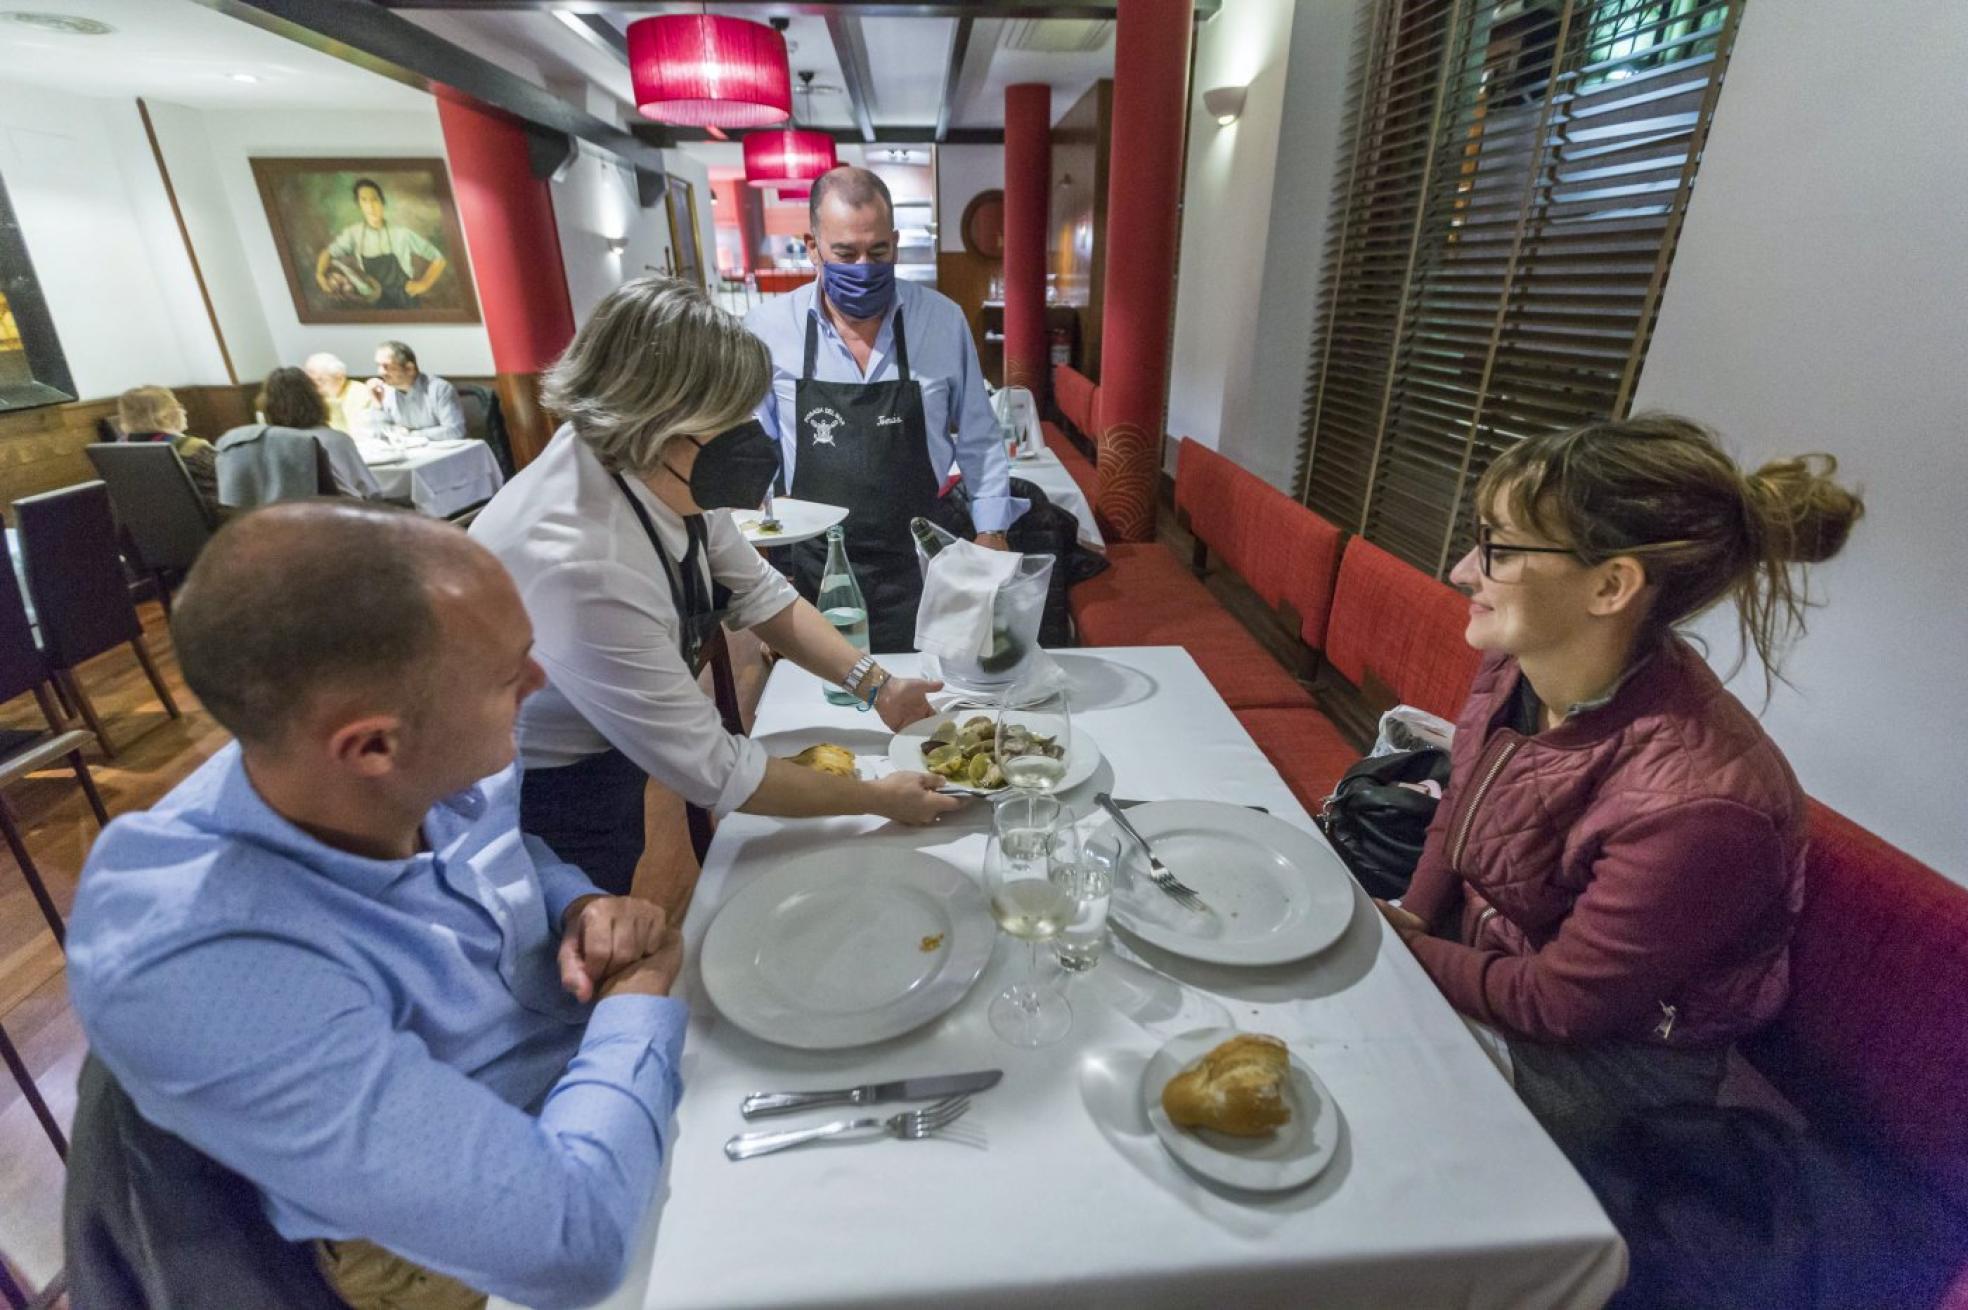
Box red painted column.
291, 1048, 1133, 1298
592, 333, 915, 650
1095, 0, 1193, 542
436, 98, 577, 468
1002, 83, 1051, 397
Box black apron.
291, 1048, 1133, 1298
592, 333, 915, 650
361, 237, 413, 310
787, 305, 966, 654
520, 477, 732, 896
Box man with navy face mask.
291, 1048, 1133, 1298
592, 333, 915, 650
746, 166, 1027, 653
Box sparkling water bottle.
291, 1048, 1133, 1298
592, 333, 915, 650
818, 525, 869, 706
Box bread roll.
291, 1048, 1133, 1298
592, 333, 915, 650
1161, 1033, 1292, 1137
789, 743, 856, 778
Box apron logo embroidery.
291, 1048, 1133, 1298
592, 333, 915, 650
807, 407, 845, 446
875, 415, 903, 426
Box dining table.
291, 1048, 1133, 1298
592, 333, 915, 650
361, 438, 504, 518
496, 646, 1625, 1310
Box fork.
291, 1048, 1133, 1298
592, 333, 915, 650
723, 1095, 975, 1162
1094, 793, 1215, 915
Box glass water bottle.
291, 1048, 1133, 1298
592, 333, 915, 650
818, 526, 870, 706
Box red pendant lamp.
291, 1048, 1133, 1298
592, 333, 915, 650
628, 14, 791, 129
743, 128, 837, 192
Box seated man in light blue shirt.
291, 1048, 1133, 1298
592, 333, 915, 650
372, 338, 467, 443
65, 502, 685, 1310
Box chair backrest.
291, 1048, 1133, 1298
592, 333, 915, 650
216, 425, 335, 508
1324, 537, 1482, 720
85, 443, 215, 572
1745, 801, 1968, 1209
453, 382, 514, 477
0, 530, 49, 704
13, 481, 143, 669
1051, 364, 1098, 437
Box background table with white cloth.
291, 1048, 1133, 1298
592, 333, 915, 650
364, 440, 503, 517
510, 646, 1623, 1310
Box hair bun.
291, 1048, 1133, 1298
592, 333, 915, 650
1745, 453, 1864, 565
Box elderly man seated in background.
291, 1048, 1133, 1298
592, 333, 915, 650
304, 351, 378, 436
63, 504, 687, 1310
370, 339, 466, 445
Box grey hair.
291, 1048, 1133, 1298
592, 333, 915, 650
378, 340, 416, 368
540, 275, 770, 476
303, 352, 347, 380
808, 166, 894, 230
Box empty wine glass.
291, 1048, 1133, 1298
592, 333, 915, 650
983, 792, 1073, 1047
1051, 828, 1115, 973
994, 688, 1071, 794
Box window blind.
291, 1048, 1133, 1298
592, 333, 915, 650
1296, 0, 1744, 577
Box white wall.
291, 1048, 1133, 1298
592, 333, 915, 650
0, 85, 228, 396
1169, 0, 1363, 490
151, 103, 495, 382
551, 140, 674, 327
936, 144, 1004, 255
1631, 1, 1968, 878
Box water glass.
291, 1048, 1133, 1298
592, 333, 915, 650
1050, 828, 1116, 973
983, 792, 1072, 1047
994, 689, 1071, 794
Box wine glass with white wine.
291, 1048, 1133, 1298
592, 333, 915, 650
983, 792, 1074, 1046
994, 688, 1071, 793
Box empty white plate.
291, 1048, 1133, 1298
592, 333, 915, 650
731, 498, 849, 547
1098, 801, 1355, 966
888, 716, 1101, 795
1143, 1027, 1341, 1192
699, 849, 995, 1050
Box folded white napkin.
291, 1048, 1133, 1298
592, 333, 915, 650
914, 539, 1021, 663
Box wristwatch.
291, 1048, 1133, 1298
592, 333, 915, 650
840, 654, 875, 698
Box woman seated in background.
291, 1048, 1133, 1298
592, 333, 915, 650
116, 385, 219, 513
1377, 414, 1864, 1145
217, 367, 381, 505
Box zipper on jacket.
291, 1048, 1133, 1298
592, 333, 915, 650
1450, 736, 1522, 874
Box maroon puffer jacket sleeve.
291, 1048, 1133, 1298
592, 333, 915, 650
1398, 799, 1460, 928
1405, 797, 1787, 1042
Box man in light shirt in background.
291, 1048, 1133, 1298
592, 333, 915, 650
304, 351, 378, 435
64, 503, 685, 1310
371, 339, 467, 443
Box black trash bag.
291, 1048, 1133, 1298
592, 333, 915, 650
1006, 476, 1106, 649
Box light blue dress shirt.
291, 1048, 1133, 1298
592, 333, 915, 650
66, 744, 687, 1309
380, 371, 467, 443
745, 278, 1029, 532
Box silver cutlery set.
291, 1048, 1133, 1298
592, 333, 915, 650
724, 1069, 1001, 1161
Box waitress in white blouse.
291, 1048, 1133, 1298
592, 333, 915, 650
471, 277, 958, 895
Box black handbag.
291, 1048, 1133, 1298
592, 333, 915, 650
1316, 747, 1452, 899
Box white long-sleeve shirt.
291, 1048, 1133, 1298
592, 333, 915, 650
470, 426, 799, 815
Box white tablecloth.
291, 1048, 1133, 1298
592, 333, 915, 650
367, 440, 503, 517
524, 647, 1623, 1310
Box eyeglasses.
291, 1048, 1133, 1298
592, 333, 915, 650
1475, 524, 1582, 580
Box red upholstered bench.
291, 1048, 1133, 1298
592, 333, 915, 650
1051, 363, 1098, 441
1746, 802, 1968, 1239
1069, 543, 1314, 711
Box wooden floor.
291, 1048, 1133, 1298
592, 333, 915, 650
0, 602, 770, 1296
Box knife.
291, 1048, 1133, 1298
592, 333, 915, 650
741, 1070, 1002, 1120
1113, 797, 1269, 814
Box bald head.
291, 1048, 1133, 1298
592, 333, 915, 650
173, 503, 495, 748
808, 166, 894, 231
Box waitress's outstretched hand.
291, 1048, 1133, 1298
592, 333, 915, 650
870, 771, 963, 825
874, 676, 942, 733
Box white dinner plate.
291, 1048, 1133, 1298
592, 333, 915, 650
887, 716, 1101, 795
699, 849, 995, 1050
1097, 801, 1355, 966
731, 498, 849, 547
1143, 1027, 1342, 1193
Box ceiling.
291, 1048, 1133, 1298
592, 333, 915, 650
0, 0, 429, 110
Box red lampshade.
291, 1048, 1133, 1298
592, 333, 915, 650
743, 129, 837, 190
628, 15, 791, 128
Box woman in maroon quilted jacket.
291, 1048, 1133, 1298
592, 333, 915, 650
1379, 415, 1864, 1140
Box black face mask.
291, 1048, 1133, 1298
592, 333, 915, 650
667, 419, 782, 510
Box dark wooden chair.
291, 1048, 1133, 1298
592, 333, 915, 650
0, 536, 110, 944
13, 482, 180, 759
85, 443, 218, 616
455, 381, 515, 478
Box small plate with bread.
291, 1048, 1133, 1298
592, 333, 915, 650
1143, 1028, 1341, 1192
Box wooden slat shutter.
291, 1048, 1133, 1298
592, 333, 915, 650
1295, 0, 1744, 578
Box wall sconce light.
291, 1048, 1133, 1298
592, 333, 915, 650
1203, 85, 1247, 126
606, 236, 630, 255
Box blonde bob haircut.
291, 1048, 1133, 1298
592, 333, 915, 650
117, 385, 187, 437
541, 275, 771, 476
